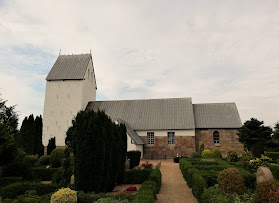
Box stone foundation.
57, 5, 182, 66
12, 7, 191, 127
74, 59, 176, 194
140, 136, 196, 158
195, 129, 243, 157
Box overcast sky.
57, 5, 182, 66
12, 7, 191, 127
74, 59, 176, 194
0, 0, 278, 128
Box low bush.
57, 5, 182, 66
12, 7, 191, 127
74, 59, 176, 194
198, 141, 205, 155
0, 177, 23, 187
127, 150, 141, 169
50, 148, 65, 168
200, 172, 218, 187
173, 157, 179, 163
212, 148, 222, 159
77, 192, 135, 203
269, 164, 279, 180
2, 182, 59, 199
227, 148, 238, 162
218, 168, 245, 195
254, 180, 279, 203
201, 149, 213, 159
265, 152, 279, 161
94, 197, 130, 203
179, 159, 194, 181
191, 173, 207, 201
50, 187, 77, 203
194, 165, 228, 172
190, 161, 219, 166
23, 155, 39, 167
2, 193, 52, 203
201, 185, 231, 203
241, 173, 256, 190
190, 151, 200, 158
148, 168, 162, 193
34, 168, 60, 181
1, 162, 34, 180
133, 180, 157, 203
38, 155, 51, 165
125, 169, 151, 184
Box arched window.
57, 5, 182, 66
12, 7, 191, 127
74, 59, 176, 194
213, 131, 220, 144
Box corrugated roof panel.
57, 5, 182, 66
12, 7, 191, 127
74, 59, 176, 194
193, 103, 242, 128
87, 98, 195, 130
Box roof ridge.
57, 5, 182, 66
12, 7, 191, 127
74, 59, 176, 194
91, 97, 192, 102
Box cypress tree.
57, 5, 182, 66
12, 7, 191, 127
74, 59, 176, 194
47, 137, 56, 155
19, 115, 35, 154
34, 115, 44, 156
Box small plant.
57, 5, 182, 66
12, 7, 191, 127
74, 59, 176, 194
218, 168, 245, 195
190, 151, 200, 158
212, 148, 222, 159
201, 149, 213, 159
254, 180, 279, 203
50, 187, 77, 203
249, 154, 271, 170
198, 141, 205, 155
70, 174, 75, 185
227, 148, 238, 162
142, 162, 152, 169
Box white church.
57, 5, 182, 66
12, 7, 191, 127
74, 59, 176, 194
43, 53, 243, 158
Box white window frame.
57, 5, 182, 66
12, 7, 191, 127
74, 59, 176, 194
147, 132, 154, 145
168, 132, 175, 144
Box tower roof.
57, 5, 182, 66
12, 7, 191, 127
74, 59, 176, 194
46, 54, 93, 81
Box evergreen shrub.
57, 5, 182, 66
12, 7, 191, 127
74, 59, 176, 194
218, 168, 245, 195
191, 173, 207, 201
34, 168, 59, 181
77, 192, 135, 203
38, 155, 51, 165
127, 150, 141, 169
186, 168, 199, 187
200, 172, 218, 187
201, 185, 231, 203
94, 198, 130, 203
50, 187, 77, 203
269, 164, 279, 180
264, 152, 279, 161
148, 168, 162, 193
47, 137, 56, 155
227, 148, 238, 162
191, 161, 219, 165
201, 149, 213, 159
254, 180, 279, 203
173, 157, 179, 163
190, 151, 200, 158
212, 148, 222, 158
23, 155, 38, 167
50, 148, 65, 168
198, 141, 204, 155
1, 162, 34, 180
194, 165, 227, 171
125, 169, 151, 184
2, 182, 59, 199
0, 177, 23, 187
241, 173, 256, 190
133, 180, 157, 203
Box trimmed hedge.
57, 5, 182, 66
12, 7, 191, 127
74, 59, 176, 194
148, 168, 162, 193
200, 172, 218, 187
269, 164, 279, 180
50, 148, 65, 168
191, 173, 207, 201
38, 155, 51, 165
1, 182, 59, 199
194, 165, 228, 171
34, 168, 60, 181
264, 152, 279, 161
0, 177, 23, 187
133, 180, 157, 203
125, 169, 152, 184
77, 193, 136, 203
190, 161, 219, 165
201, 185, 231, 203
127, 150, 141, 169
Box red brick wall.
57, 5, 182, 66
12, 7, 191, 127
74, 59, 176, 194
140, 136, 196, 158
195, 129, 243, 157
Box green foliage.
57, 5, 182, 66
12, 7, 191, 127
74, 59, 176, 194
148, 168, 162, 193
248, 154, 271, 170
194, 165, 228, 172
38, 155, 51, 165
1, 162, 34, 180
191, 173, 207, 201
200, 171, 218, 187
269, 164, 279, 180
173, 157, 179, 163
94, 198, 130, 203
33, 168, 59, 181
198, 141, 205, 155
226, 148, 238, 162
125, 169, 151, 184
50, 148, 65, 168
201, 185, 232, 203
50, 187, 77, 203
47, 137, 56, 155
0, 177, 23, 187
2, 182, 59, 199
23, 155, 38, 167
77, 192, 135, 203
68, 110, 127, 193
133, 180, 157, 203
201, 149, 213, 159
212, 148, 222, 158
52, 168, 63, 184
254, 180, 279, 203
127, 150, 141, 169
264, 152, 279, 161
218, 168, 245, 195
251, 142, 265, 157
237, 118, 272, 153
61, 148, 73, 187
190, 151, 200, 158
264, 139, 279, 152
273, 122, 279, 140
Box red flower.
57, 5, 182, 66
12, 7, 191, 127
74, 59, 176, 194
142, 163, 150, 166
126, 186, 137, 191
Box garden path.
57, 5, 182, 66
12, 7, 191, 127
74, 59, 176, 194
156, 159, 198, 203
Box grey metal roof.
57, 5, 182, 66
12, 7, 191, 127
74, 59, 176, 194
117, 118, 144, 144
46, 54, 92, 81
87, 98, 195, 130
193, 103, 242, 128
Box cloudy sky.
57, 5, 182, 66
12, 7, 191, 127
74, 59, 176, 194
0, 0, 278, 127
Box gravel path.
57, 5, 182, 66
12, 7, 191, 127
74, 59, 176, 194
156, 159, 198, 203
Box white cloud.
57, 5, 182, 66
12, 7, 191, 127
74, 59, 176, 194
0, 0, 279, 127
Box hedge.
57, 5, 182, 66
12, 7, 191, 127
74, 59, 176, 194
194, 165, 228, 171
50, 148, 65, 168
148, 168, 162, 193
1, 182, 59, 199
127, 150, 141, 169
38, 155, 51, 165
77, 192, 136, 203
190, 161, 220, 166
269, 164, 279, 180
173, 157, 179, 163
125, 169, 151, 184
191, 173, 207, 201
199, 171, 218, 187
0, 177, 23, 187
264, 152, 279, 161
34, 168, 60, 181
133, 180, 157, 203
201, 185, 231, 203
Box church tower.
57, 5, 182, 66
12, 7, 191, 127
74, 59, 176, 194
42, 53, 97, 150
